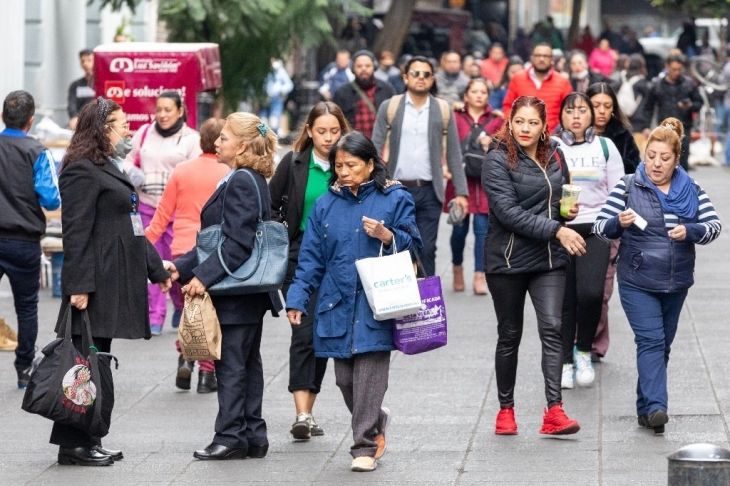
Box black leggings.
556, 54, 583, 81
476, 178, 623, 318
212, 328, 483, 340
561, 224, 610, 363
487, 269, 565, 408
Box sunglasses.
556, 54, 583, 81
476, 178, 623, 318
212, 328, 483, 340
408, 70, 433, 79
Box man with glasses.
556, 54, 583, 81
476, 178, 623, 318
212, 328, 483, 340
502, 43, 572, 131
372, 56, 469, 276
0, 90, 61, 387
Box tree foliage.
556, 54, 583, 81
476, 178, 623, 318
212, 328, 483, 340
98, 0, 368, 108
651, 0, 730, 15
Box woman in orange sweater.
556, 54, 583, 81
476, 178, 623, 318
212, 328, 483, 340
145, 118, 230, 393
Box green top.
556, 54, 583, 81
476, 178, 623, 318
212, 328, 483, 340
300, 151, 332, 232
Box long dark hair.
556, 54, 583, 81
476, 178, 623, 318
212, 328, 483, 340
293, 101, 350, 153
493, 96, 551, 169
63, 97, 121, 168
586, 82, 631, 130
328, 131, 389, 192
558, 91, 595, 134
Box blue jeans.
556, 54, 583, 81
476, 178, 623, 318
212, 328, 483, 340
450, 213, 489, 272
407, 185, 442, 277
260, 96, 285, 135
0, 238, 41, 368
618, 281, 688, 416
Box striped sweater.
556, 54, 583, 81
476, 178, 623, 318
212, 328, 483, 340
592, 178, 721, 245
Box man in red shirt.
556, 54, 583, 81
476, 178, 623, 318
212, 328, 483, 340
502, 43, 572, 132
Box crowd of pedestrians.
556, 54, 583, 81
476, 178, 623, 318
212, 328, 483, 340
1, 13, 727, 474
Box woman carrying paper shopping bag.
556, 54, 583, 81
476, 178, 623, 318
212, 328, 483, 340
286, 131, 422, 473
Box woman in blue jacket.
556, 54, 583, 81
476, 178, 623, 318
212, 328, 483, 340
593, 118, 722, 434
286, 131, 422, 473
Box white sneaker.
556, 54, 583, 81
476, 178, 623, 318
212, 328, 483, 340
574, 348, 595, 387
561, 363, 575, 389
351, 456, 377, 472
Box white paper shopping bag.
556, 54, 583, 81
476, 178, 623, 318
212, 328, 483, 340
355, 243, 423, 320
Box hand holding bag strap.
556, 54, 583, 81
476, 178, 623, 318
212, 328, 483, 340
216, 169, 265, 280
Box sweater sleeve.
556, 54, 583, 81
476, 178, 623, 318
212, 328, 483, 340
685, 185, 722, 245
593, 178, 628, 241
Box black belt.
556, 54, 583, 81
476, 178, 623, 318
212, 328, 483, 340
399, 179, 432, 188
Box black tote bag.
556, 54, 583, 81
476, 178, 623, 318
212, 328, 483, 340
22, 307, 118, 438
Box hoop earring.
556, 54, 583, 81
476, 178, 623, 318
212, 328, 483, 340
540, 131, 547, 142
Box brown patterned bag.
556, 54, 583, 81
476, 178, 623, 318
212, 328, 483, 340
179, 293, 221, 361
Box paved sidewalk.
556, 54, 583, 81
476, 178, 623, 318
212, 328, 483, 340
1, 166, 729, 485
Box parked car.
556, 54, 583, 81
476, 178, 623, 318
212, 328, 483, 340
639, 18, 727, 73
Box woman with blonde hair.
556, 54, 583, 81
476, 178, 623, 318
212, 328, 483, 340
593, 118, 722, 434
169, 112, 283, 460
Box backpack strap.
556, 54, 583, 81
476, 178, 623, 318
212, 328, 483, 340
599, 136, 609, 162
435, 97, 451, 165
133, 123, 152, 168
383, 94, 405, 163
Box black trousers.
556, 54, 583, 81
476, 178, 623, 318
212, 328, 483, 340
487, 269, 566, 408
406, 185, 442, 277
49, 336, 112, 448
561, 224, 610, 362
213, 321, 267, 449
283, 276, 327, 394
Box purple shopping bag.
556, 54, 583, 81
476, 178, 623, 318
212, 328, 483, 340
393, 276, 447, 355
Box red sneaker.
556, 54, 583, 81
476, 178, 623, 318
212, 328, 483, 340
540, 403, 580, 435
495, 407, 518, 435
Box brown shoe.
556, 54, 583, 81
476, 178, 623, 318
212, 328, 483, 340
0, 335, 17, 352
473, 272, 488, 295
0, 318, 17, 342
453, 265, 465, 292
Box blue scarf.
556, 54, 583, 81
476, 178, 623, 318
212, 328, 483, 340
639, 162, 698, 219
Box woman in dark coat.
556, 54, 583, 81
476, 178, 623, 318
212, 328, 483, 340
269, 101, 349, 441
53, 98, 171, 466
170, 113, 282, 460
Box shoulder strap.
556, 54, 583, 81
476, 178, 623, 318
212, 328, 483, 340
220, 168, 263, 224
599, 136, 609, 161
435, 97, 451, 163
386, 94, 404, 128
351, 82, 376, 114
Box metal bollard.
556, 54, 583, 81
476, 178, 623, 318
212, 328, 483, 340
668, 443, 730, 485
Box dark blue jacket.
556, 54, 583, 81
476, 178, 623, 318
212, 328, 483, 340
285, 180, 422, 358
605, 171, 697, 292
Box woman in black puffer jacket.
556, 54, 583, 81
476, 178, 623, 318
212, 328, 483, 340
482, 96, 586, 437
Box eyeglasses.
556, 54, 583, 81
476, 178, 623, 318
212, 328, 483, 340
408, 70, 433, 79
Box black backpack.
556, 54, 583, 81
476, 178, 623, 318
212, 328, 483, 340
461, 117, 496, 179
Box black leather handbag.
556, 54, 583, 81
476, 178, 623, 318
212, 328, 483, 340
196, 168, 289, 296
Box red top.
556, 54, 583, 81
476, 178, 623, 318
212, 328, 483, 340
502, 68, 572, 132
480, 58, 509, 87
444, 106, 504, 215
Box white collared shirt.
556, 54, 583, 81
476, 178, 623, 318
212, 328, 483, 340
393, 93, 432, 181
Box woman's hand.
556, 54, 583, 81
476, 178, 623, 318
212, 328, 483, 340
70, 293, 89, 310
556, 227, 587, 256
362, 216, 394, 245
182, 277, 206, 296
163, 260, 180, 282
668, 224, 687, 241
158, 278, 172, 293
478, 134, 492, 152
618, 210, 637, 229
287, 309, 302, 326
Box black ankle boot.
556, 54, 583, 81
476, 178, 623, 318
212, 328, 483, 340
197, 370, 218, 393
176, 355, 194, 390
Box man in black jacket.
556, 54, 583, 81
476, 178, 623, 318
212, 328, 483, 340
333, 50, 394, 138
0, 90, 61, 388
643, 53, 702, 170
67, 49, 95, 130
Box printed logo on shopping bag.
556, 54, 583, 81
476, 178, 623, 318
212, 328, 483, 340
180, 300, 214, 359
373, 273, 415, 288
61, 357, 97, 413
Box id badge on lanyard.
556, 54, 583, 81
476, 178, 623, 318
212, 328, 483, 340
129, 192, 145, 236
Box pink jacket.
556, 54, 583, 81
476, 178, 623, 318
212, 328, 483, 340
588, 49, 616, 77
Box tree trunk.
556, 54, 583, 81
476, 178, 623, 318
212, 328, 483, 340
567, 0, 583, 49
372, 0, 416, 58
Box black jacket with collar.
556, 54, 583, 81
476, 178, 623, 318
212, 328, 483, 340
644, 74, 702, 128
175, 168, 282, 325
333, 79, 395, 129
482, 139, 570, 274
56, 158, 169, 339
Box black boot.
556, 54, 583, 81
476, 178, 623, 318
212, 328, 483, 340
197, 370, 218, 393
176, 355, 194, 390
58, 446, 114, 466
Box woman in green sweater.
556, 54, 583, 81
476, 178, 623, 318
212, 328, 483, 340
269, 101, 350, 440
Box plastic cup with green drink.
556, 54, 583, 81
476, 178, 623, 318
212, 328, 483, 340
560, 184, 581, 218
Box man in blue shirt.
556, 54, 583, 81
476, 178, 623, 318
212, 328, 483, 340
0, 90, 61, 388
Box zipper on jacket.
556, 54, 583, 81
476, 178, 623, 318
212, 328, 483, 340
504, 232, 515, 268
534, 155, 554, 269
